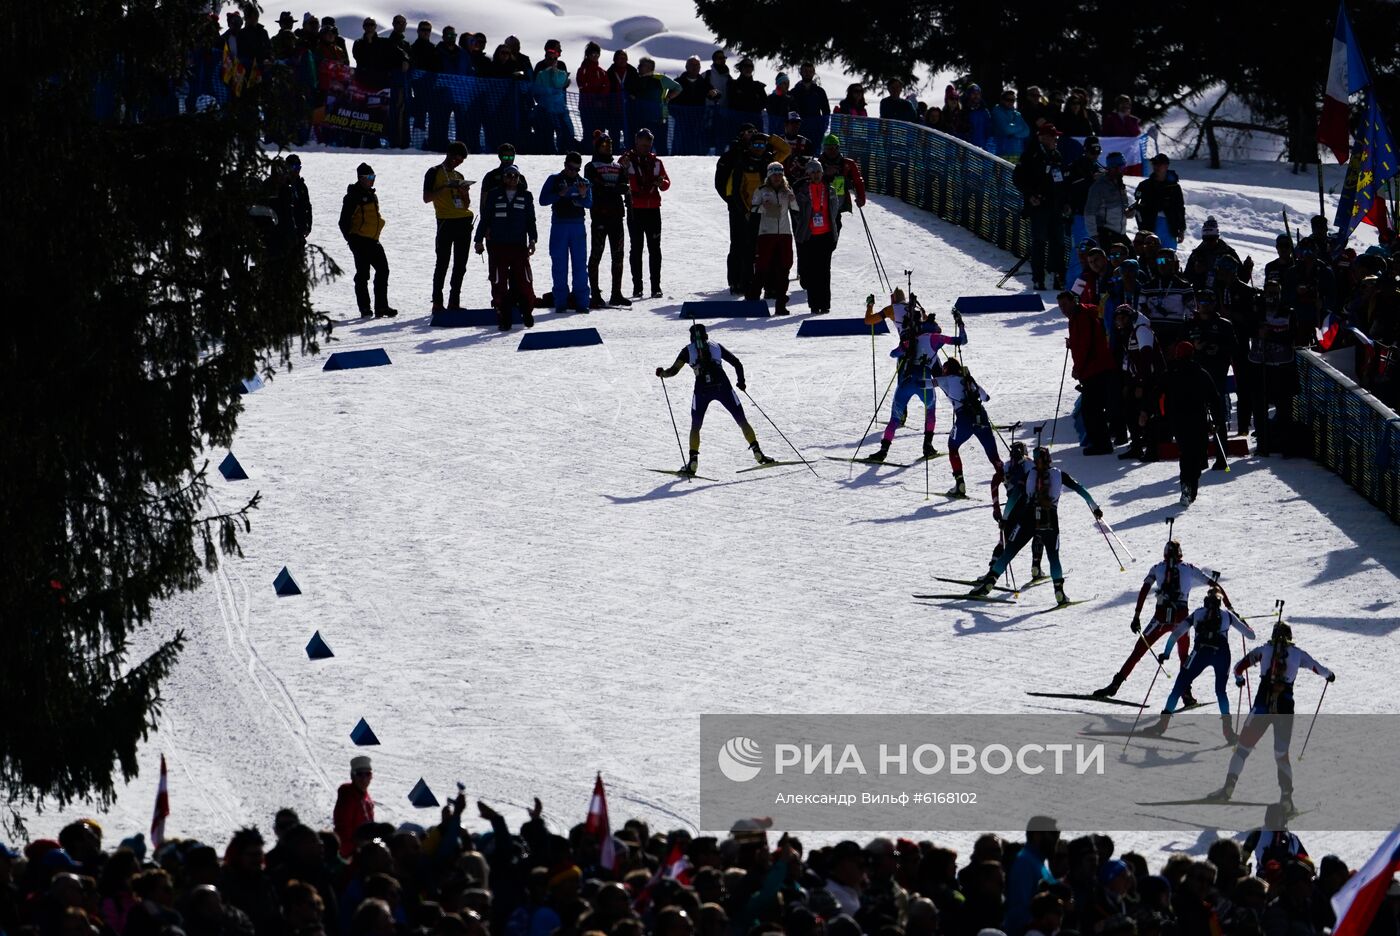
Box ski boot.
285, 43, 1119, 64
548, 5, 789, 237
1052, 274, 1065, 291
1140, 712, 1172, 737
651, 286, 664, 299
432, 296, 446, 315
1280, 793, 1297, 819
1031, 563, 1045, 580
1220, 715, 1238, 745
945, 474, 967, 498
867, 439, 892, 463
632, 284, 644, 299
679, 451, 700, 476
447, 290, 462, 311
521, 307, 535, 328
590, 294, 606, 310
751, 442, 776, 466
1092, 674, 1125, 699
1205, 774, 1237, 803
922, 432, 938, 459
609, 293, 632, 307
1182, 689, 1198, 708
1053, 578, 1068, 605
374, 306, 399, 318
968, 573, 997, 598
360, 306, 374, 319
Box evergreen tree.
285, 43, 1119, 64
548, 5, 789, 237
1, 0, 337, 824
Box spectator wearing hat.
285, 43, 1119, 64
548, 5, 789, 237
1059, 291, 1115, 455
990, 88, 1030, 160
333, 757, 375, 858
834, 83, 867, 117
607, 50, 640, 142
633, 58, 680, 156
539, 151, 594, 312
1065, 136, 1103, 286
423, 141, 475, 313
481, 143, 528, 196
879, 79, 917, 123
577, 42, 611, 146
474, 161, 538, 328
959, 84, 992, 150
271, 12, 298, 59
788, 62, 830, 144
794, 158, 841, 315
1084, 859, 1136, 932
239, 7, 273, 76
704, 50, 732, 117
1184, 217, 1242, 290
1013, 122, 1069, 291
621, 129, 670, 298
1188, 289, 1236, 466
338, 164, 397, 318
1103, 94, 1142, 137
1140, 247, 1196, 341
534, 40, 574, 155
747, 161, 796, 314
780, 111, 811, 174
818, 134, 866, 214
1280, 235, 1337, 341
765, 73, 791, 135
727, 59, 768, 127
715, 126, 790, 295
1003, 817, 1059, 935
1084, 151, 1132, 249
585, 130, 630, 307
315, 21, 347, 70
672, 56, 718, 156
1135, 154, 1186, 249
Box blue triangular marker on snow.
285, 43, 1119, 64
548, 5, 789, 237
273, 567, 301, 596
952, 294, 1045, 314
796, 318, 890, 337
407, 778, 439, 807
305, 631, 333, 660
350, 717, 380, 745
218, 453, 248, 481
679, 299, 770, 319
517, 328, 603, 351
431, 307, 523, 327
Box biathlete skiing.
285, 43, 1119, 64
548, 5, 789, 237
656, 323, 775, 476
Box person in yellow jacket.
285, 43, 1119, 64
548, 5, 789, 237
422, 142, 475, 313
339, 162, 397, 317
715, 127, 790, 295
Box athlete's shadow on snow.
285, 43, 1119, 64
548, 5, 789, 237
601, 475, 771, 505
997, 311, 1062, 337
855, 502, 984, 522
944, 609, 1057, 636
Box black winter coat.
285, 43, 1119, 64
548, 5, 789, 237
1013, 141, 1067, 211
1135, 171, 1186, 239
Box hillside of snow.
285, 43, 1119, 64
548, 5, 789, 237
18, 150, 1399, 867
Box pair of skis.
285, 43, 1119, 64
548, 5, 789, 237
646, 460, 811, 483
915, 576, 1093, 611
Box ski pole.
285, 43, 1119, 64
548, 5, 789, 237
741, 389, 819, 478
1298, 681, 1329, 761
850, 366, 899, 472
871, 321, 878, 413
1096, 516, 1137, 562
1235, 630, 1249, 735
1095, 518, 1125, 572
658, 375, 691, 483
1047, 342, 1070, 445
1123, 653, 1166, 754
1211, 413, 1231, 474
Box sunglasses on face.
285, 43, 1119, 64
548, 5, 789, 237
362, 174, 375, 181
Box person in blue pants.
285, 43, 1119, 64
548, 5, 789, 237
934, 356, 1004, 499
1142, 587, 1254, 742
538, 151, 593, 312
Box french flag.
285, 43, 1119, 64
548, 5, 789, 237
150, 754, 170, 850
1331, 823, 1400, 935
584, 773, 618, 872
1317, 1, 1370, 164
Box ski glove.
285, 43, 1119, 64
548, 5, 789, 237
992, 505, 1003, 524
1326, 672, 1336, 682
1157, 652, 1169, 663
655, 367, 665, 378
1235, 675, 1247, 688
1092, 507, 1103, 519
736, 378, 746, 391
1130, 616, 1141, 633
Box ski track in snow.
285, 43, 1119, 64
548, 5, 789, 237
23, 153, 1398, 867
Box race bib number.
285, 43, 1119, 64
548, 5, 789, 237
812, 213, 825, 228
1051, 168, 1064, 182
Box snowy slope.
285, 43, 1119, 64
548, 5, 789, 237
22, 153, 1400, 868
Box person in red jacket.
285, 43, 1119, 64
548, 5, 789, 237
576, 42, 611, 146
621, 128, 670, 298
334, 756, 375, 858
1057, 291, 1114, 455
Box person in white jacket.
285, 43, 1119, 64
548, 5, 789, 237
1083, 151, 1132, 248
746, 162, 795, 314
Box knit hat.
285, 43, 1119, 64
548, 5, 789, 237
1105, 151, 1126, 169
823, 133, 840, 147
775, 72, 789, 86
766, 161, 786, 176
1202, 216, 1220, 236
1100, 859, 1131, 885
351, 755, 373, 771
356, 162, 374, 177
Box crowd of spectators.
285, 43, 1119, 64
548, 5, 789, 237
7, 762, 1398, 936
201, 2, 1155, 163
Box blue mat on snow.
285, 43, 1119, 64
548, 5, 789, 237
431, 307, 523, 327
323, 348, 392, 370
953, 294, 1045, 314
517, 328, 603, 351
796, 318, 890, 337
680, 300, 770, 319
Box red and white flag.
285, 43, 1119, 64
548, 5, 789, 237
584, 773, 617, 872
1317, 0, 1369, 163
150, 754, 170, 850
634, 839, 692, 910
1331, 822, 1400, 935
